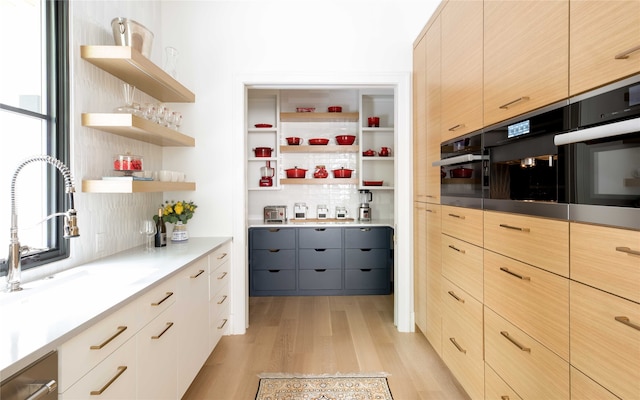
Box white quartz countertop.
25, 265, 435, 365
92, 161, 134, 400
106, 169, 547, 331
248, 218, 394, 228
0, 237, 231, 380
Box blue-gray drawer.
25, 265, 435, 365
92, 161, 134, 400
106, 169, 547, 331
299, 248, 342, 270
251, 228, 295, 249
251, 249, 296, 270
345, 248, 388, 269
299, 269, 342, 290
344, 227, 390, 249
299, 227, 342, 248
252, 269, 296, 291
345, 268, 389, 290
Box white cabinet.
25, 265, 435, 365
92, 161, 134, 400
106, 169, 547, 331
247, 90, 280, 190
209, 242, 231, 350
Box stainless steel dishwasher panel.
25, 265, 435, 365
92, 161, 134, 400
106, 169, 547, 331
1, 351, 58, 400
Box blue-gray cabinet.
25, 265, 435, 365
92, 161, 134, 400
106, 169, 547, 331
249, 226, 393, 296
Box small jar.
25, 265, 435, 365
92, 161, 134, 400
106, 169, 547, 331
313, 165, 328, 178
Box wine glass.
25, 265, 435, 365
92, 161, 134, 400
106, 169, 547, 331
139, 220, 156, 252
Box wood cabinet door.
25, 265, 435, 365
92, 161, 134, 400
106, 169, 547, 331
413, 35, 428, 202
425, 17, 442, 203
414, 202, 428, 334
441, 0, 483, 142
484, 0, 569, 125
570, 0, 640, 95
425, 203, 442, 355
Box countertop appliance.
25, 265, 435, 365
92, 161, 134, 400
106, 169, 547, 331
1, 351, 57, 400
259, 161, 274, 187
264, 205, 287, 223
294, 202, 308, 219
555, 74, 640, 229
358, 189, 373, 221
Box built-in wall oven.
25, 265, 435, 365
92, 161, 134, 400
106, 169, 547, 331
555, 74, 640, 230
483, 103, 572, 219
433, 131, 486, 209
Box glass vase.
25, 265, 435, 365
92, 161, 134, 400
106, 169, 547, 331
171, 221, 189, 242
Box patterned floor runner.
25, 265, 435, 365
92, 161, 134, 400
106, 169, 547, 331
255, 373, 393, 400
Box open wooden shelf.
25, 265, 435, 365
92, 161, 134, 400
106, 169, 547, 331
280, 178, 358, 185
81, 45, 195, 103
280, 145, 359, 153
82, 180, 196, 193
280, 112, 359, 122
82, 113, 195, 147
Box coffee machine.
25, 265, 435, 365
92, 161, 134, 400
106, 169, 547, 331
358, 190, 373, 221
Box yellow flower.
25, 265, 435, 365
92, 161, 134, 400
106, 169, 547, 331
175, 202, 184, 215
158, 200, 197, 224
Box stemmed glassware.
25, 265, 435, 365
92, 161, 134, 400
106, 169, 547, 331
139, 220, 157, 252
114, 83, 137, 114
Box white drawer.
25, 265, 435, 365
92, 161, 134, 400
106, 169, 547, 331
210, 258, 230, 300
210, 296, 230, 349
210, 241, 231, 271
136, 277, 177, 326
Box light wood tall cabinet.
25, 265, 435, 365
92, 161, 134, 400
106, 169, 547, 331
483, 0, 569, 126
569, 0, 640, 96
440, 0, 483, 142
413, 34, 428, 203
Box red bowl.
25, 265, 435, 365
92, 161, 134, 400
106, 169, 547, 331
285, 167, 307, 178
335, 135, 356, 145
450, 167, 473, 178
309, 138, 329, 145
286, 137, 302, 145
328, 106, 342, 112
333, 168, 353, 178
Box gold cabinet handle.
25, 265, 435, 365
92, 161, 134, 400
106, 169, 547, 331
190, 269, 205, 279
268, 228, 280, 232
90, 326, 127, 350
217, 295, 228, 305
501, 396, 510, 400
500, 331, 531, 352
615, 44, 640, 59
499, 223, 530, 233
449, 337, 467, 354
217, 252, 228, 260
447, 290, 465, 303
500, 267, 531, 281
217, 319, 228, 330
90, 366, 127, 395
448, 123, 466, 132
426, 195, 437, 199
499, 96, 530, 110
615, 246, 640, 256
448, 213, 465, 220
151, 291, 174, 306
448, 244, 466, 254
425, 209, 435, 213
151, 322, 174, 339
615, 316, 640, 331
217, 271, 228, 280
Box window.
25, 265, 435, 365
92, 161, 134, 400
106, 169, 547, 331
0, 0, 70, 275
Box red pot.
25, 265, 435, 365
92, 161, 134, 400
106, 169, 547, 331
333, 168, 353, 178
328, 106, 342, 112
253, 147, 273, 157
335, 135, 356, 145
285, 167, 307, 178
286, 137, 302, 145
309, 138, 329, 145
450, 167, 473, 178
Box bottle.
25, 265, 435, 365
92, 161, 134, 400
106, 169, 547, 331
154, 208, 167, 247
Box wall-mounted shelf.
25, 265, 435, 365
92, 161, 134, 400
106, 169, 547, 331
280, 145, 359, 153
80, 45, 195, 103
82, 180, 196, 193
82, 113, 195, 147
280, 178, 358, 185
280, 112, 359, 122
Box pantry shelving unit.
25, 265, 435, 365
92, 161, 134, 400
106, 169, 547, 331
359, 92, 395, 190
280, 112, 359, 122
80, 45, 196, 193
247, 91, 280, 191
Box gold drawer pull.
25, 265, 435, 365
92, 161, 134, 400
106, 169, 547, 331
151, 322, 174, 339
500, 331, 531, 352
499, 96, 530, 110
448, 123, 465, 132
499, 223, 530, 233
425, 208, 435, 213
615, 316, 640, 331
217, 271, 228, 280
448, 244, 466, 254
90, 366, 127, 395
500, 267, 531, 281
501, 396, 510, 400
268, 228, 280, 232
448, 213, 465, 220
217, 295, 228, 305
217, 319, 228, 330
449, 337, 467, 354
615, 246, 640, 256
426, 195, 437, 199
190, 269, 205, 279
90, 326, 127, 350
615, 44, 640, 59
217, 252, 228, 260
151, 291, 174, 306
447, 290, 465, 303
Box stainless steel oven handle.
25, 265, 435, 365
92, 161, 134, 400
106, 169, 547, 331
432, 154, 486, 166
24, 380, 57, 400
554, 117, 640, 145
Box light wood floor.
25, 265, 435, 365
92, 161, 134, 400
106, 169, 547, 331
182, 295, 471, 399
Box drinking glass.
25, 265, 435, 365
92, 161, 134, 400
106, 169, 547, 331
114, 84, 137, 113
139, 220, 156, 252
